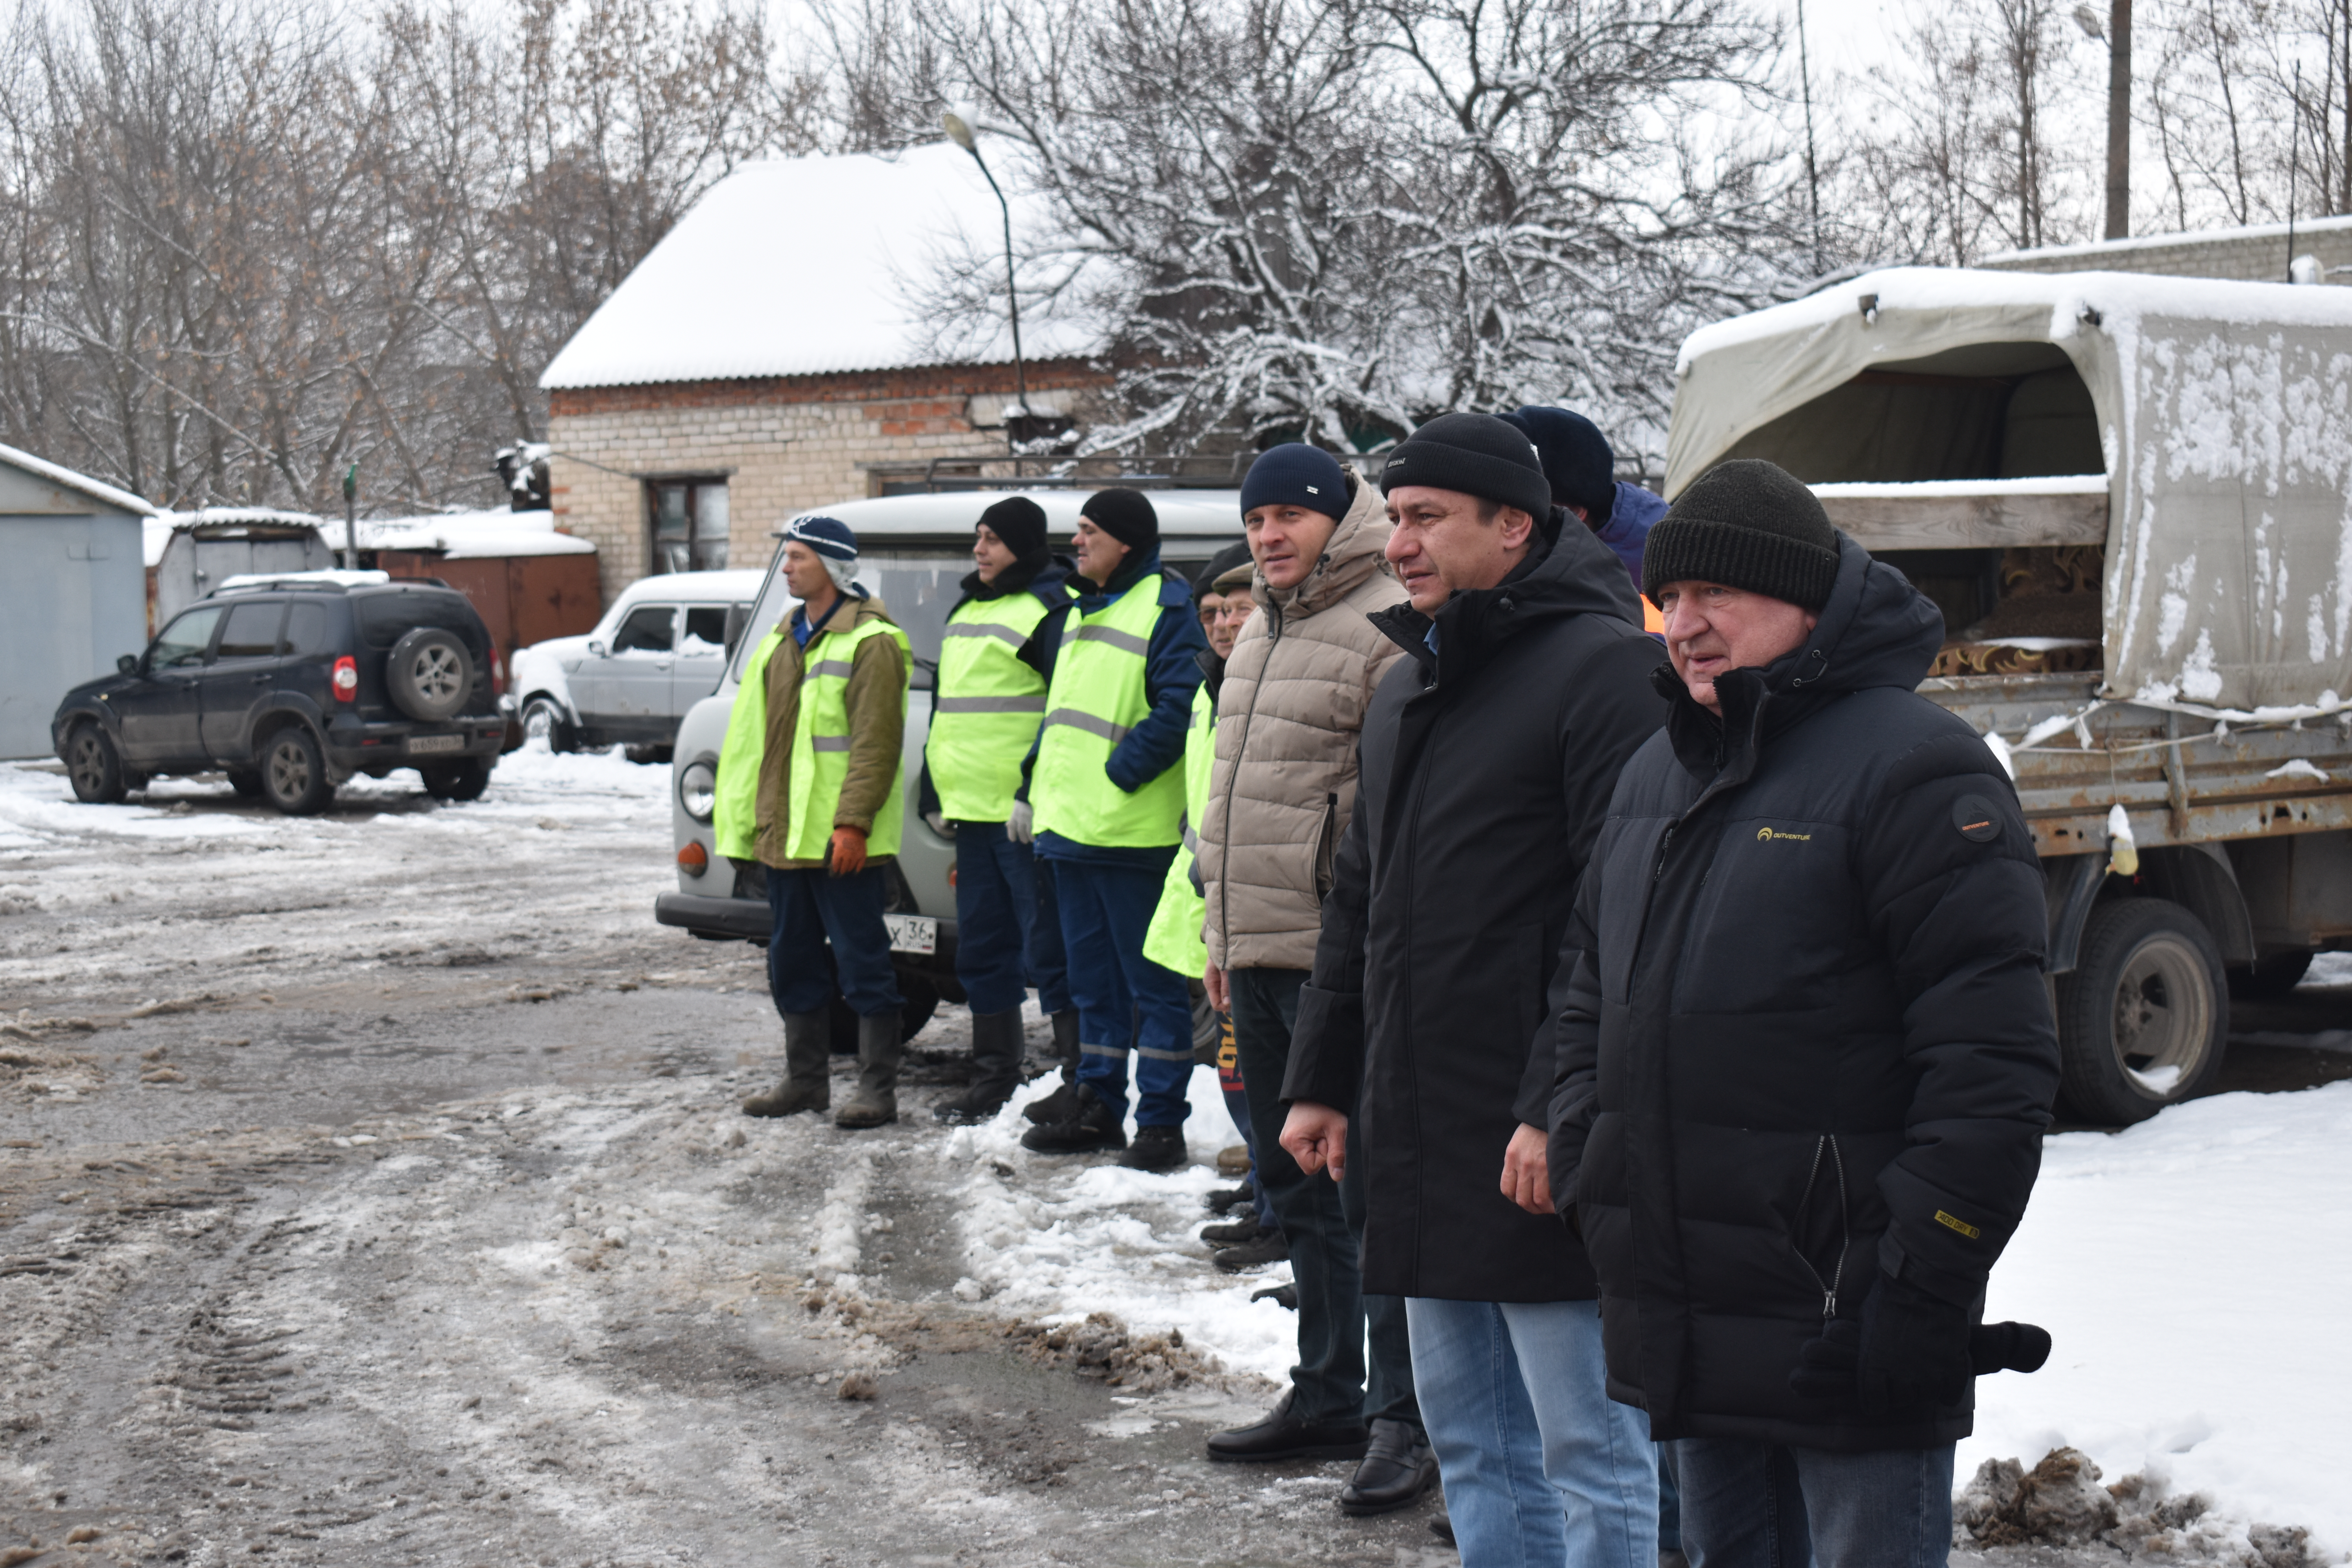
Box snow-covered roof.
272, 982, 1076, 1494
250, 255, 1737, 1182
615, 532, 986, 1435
538, 143, 1098, 390
1980, 211, 2352, 267
0, 441, 154, 517
341, 508, 595, 560
143, 508, 325, 567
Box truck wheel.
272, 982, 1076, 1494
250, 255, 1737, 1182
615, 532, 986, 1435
385, 627, 473, 722
2056, 898, 2228, 1125
2228, 950, 2312, 1000
520, 695, 573, 752
225, 769, 264, 799
419, 759, 493, 802
258, 726, 335, 816
64, 722, 127, 804
828, 976, 942, 1055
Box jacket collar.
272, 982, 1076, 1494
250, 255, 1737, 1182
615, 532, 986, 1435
1073, 545, 1161, 612
1366, 504, 1644, 686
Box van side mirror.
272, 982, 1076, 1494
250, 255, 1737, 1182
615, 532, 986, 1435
723, 604, 749, 662
117, 653, 139, 675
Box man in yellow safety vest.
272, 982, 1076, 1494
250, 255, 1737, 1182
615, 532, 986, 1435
714, 514, 912, 1130
920, 496, 1078, 1123
1016, 488, 1208, 1171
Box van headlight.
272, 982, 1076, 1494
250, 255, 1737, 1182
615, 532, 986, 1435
678, 755, 718, 822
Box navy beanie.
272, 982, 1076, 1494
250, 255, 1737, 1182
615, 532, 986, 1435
1079, 486, 1158, 552
1240, 445, 1349, 523
976, 495, 1049, 564
1195, 540, 1255, 600
1376, 412, 1552, 521
1499, 406, 1618, 524
780, 514, 857, 560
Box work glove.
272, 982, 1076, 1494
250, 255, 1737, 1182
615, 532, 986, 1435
1005, 801, 1034, 844
827, 826, 869, 876
1789, 1273, 1973, 1414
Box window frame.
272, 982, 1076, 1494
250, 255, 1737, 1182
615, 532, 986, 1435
645, 476, 731, 575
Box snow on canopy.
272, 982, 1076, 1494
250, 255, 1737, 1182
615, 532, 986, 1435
330, 509, 594, 560
538, 143, 1098, 391
1669, 265, 2352, 715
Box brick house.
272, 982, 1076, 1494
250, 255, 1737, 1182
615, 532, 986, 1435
540, 145, 1107, 607
1980, 211, 2352, 286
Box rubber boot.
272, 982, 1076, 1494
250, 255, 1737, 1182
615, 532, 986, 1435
1023, 1010, 1084, 1124
742, 1011, 830, 1117
835, 1011, 902, 1129
935, 1008, 1024, 1124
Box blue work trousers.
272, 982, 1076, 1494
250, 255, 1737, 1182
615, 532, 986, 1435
1670, 1438, 1955, 1568
1404, 1297, 1657, 1568
1045, 853, 1192, 1128
952, 822, 1071, 1016
766, 864, 902, 1018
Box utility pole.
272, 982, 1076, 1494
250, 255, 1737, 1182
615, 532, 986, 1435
942, 111, 1029, 455
2104, 0, 2131, 238
341, 462, 358, 571
1798, 0, 1823, 271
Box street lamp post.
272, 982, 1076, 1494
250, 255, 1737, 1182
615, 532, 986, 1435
942, 110, 1029, 454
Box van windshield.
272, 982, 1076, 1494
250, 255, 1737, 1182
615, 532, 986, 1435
734, 550, 970, 691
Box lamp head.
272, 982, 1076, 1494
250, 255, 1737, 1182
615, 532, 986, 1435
942, 110, 977, 152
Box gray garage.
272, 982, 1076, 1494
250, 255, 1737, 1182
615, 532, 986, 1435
0, 444, 152, 760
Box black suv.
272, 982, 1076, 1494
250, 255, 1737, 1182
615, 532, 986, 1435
51, 577, 506, 815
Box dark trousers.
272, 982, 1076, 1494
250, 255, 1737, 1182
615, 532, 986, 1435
1228, 965, 1418, 1431
1047, 853, 1193, 1127
1215, 1010, 1279, 1231
1671, 1438, 1955, 1568
952, 823, 1071, 1015
766, 864, 902, 1018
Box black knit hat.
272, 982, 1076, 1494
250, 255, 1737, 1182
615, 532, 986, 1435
1079, 486, 1158, 552
976, 495, 1049, 563
1194, 540, 1255, 600
1377, 412, 1551, 521
1642, 459, 1840, 612
1499, 406, 1617, 523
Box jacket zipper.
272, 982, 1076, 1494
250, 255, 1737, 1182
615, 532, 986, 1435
1793, 1133, 1851, 1318
1215, 601, 1281, 960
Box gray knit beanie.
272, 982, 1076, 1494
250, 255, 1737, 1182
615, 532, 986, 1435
1642, 459, 1840, 612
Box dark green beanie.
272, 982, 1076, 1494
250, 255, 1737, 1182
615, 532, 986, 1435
1642, 459, 1840, 611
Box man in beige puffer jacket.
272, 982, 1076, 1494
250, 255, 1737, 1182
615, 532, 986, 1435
1195, 446, 1431, 1515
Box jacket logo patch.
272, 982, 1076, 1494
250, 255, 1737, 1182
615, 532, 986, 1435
1934, 1209, 1983, 1240
1952, 794, 2001, 842
1755, 826, 1812, 842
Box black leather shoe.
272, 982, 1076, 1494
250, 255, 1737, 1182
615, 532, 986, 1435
1213, 1229, 1292, 1272
1118, 1124, 1187, 1171
1337, 1417, 1438, 1515
1204, 1179, 1255, 1215
1205, 1388, 1369, 1463
1250, 1282, 1298, 1311
1429, 1506, 1454, 1544
1019, 1083, 1127, 1154
1200, 1216, 1265, 1245
1022, 1071, 1080, 1126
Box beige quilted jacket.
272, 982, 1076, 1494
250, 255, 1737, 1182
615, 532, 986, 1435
1198, 469, 1408, 970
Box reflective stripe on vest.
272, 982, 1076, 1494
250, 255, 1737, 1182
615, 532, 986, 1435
784, 616, 910, 859
1031, 575, 1184, 848
925, 592, 1053, 821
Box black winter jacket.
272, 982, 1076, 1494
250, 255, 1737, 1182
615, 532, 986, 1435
1545, 534, 2060, 1451
1283, 512, 1670, 1302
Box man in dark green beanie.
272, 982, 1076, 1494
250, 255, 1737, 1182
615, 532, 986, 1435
1546, 458, 2061, 1567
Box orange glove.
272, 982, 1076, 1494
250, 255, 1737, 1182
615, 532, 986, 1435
828, 826, 869, 876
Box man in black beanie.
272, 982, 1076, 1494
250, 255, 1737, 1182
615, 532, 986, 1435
1278, 412, 1668, 1566
1547, 459, 2059, 1567
1499, 405, 1670, 603
922, 495, 1078, 1123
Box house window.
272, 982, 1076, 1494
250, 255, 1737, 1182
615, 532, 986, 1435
648, 478, 729, 573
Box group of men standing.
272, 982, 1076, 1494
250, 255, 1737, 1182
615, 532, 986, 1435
712, 407, 2060, 1568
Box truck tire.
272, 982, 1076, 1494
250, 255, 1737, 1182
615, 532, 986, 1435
385, 627, 473, 722
828, 976, 941, 1056
2055, 898, 2228, 1125
64, 721, 127, 804
419, 758, 493, 802
258, 726, 335, 816
2228, 950, 2312, 1000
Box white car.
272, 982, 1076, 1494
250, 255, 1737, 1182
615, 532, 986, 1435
653, 486, 1247, 1038
508, 569, 766, 755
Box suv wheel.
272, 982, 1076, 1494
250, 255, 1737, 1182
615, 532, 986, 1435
258, 727, 334, 816
386, 627, 474, 722
419, 759, 493, 802
225, 769, 264, 799
520, 695, 573, 752
64, 722, 127, 804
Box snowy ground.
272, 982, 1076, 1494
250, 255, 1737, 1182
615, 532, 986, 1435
3, 751, 2350, 1564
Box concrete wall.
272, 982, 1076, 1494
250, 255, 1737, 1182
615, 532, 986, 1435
546, 359, 1112, 608
1, 508, 146, 759
1981, 213, 2352, 285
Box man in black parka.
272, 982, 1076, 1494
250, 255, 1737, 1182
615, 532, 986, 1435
1279, 413, 1668, 1568
1546, 460, 2060, 1567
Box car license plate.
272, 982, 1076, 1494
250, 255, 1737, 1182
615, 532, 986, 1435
408, 733, 464, 755
885, 915, 937, 955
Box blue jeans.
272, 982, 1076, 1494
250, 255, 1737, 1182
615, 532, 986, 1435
1671, 1438, 1955, 1568
952, 823, 1070, 1015
767, 864, 902, 1018
1405, 1297, 1656, 1568
1230, 966, 1417, 1430
1046, 854, 1192, 1127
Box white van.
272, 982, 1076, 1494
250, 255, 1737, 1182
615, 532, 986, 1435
653, 487, 1246, 1037
508, 568, 766, 755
